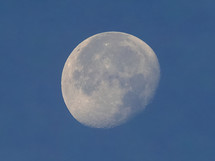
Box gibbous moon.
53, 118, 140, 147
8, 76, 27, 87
61, 32, 160, 128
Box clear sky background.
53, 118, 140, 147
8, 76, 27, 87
1, 0, 215, 161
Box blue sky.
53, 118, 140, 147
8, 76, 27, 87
1, 0, 215, 160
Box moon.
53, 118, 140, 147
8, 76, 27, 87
61, 31, 160, 128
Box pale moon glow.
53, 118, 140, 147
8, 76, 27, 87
61, 32, 160, 128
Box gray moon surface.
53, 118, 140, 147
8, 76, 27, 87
61, 32, 160, 128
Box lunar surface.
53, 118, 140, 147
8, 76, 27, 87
61, 32, 160, 128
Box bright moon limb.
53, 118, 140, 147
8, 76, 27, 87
61, 31, 160, 128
